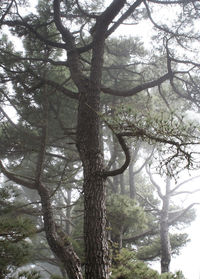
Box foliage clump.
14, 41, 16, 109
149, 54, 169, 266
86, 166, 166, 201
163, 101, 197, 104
111, 248, 186, 279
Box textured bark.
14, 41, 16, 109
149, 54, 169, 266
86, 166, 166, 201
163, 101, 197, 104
76, 87, 109, 279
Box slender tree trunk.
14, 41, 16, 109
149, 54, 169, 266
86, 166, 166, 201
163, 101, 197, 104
66, 189, 72, 235
38, 183, 83, 279
160, 178, 171, 273
120, 173, 125, 195
129, 160, 136, 199
113, 163, 119, 194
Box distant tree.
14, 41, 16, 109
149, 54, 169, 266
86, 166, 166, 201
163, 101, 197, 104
145, 168, 198, 273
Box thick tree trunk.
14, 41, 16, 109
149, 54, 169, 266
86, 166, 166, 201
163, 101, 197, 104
76, 87, 109, 279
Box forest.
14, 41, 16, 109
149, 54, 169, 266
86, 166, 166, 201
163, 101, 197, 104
0, 0, 200, 278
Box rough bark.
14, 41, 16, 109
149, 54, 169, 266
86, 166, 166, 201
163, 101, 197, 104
76, 79, 109, 279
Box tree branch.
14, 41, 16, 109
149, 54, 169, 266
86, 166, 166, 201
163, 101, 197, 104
0, 160, 36, 189
106, 0, 143, 37
3, 20, 66, 49
101, 73, 171, 97
44, 79, 79, 100
0, 0, 14, 26
99, 0, 126, 29
148, 0, 198, 4
103, 134, 130, 177
146, 165, 164, 199
53, 0, 76, 50
123, 228, 158, 243
133, 148, 154, 175
168, 203, 199, 226
170, 175, 200, 195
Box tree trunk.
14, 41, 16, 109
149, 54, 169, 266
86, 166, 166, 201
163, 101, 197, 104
113, 163, 119, 194
66, 189, 72, 235
129, 160, 136, 199
160, 178, 171, 273
120, 173, 125, 195
38, 183, 83, 279
76, 86, 109, 279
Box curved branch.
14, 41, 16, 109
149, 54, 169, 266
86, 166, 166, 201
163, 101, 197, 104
146, 165, 164, 199
103, 133, 130, 177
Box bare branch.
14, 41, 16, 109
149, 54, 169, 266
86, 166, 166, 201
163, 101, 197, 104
146, 165, 164, 199
170, 175, 200, 194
